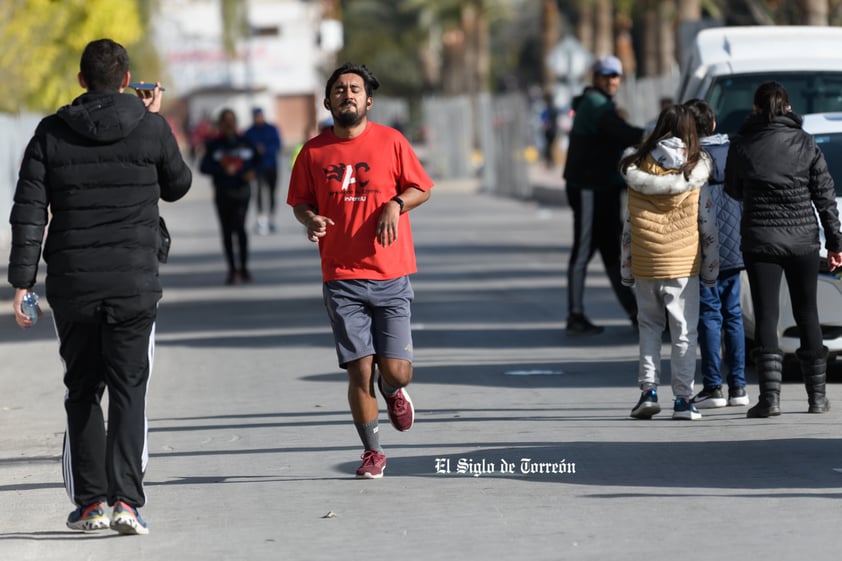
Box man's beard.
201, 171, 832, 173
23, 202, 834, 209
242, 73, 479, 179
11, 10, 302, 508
333, 105, 366, 128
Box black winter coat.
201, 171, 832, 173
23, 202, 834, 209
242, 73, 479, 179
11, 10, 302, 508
200, 134, 259, 201
724, 112, 842, 257
8, 90, 192, 322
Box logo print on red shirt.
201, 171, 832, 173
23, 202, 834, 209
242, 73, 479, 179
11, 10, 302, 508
323, 162, 370, 190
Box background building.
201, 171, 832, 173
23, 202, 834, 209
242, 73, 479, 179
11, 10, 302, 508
153, 0, 342, 149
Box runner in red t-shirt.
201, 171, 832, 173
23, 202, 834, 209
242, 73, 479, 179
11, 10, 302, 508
288, 63, 433, 479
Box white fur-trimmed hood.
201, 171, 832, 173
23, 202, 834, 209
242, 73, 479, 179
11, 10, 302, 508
622, 151, 712, 196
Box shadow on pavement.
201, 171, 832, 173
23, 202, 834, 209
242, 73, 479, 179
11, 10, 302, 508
346, 438, 842, 491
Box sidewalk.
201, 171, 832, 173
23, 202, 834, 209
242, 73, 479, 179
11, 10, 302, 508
527, 162, 568, 207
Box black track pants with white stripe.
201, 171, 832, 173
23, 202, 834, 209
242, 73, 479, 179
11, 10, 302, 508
55, 308, 155, 508
566, 184, 637, 319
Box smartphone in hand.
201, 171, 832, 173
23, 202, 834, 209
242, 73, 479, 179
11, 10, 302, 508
129, 82, 166, 92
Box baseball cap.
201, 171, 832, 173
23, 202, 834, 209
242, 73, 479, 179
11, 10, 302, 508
593, 55, 623, 77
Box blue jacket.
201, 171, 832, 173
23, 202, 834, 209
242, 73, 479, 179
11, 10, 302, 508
701, 134, 743, 274
245, 123, 282, 171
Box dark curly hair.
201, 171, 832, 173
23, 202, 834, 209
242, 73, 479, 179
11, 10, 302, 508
325, 63, 380, 99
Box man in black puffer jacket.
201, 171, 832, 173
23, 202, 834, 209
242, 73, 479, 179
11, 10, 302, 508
8, 39, 191, 535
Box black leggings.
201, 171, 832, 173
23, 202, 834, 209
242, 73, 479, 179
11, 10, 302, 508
215, 195, 250, 273
744, 251, 822, 353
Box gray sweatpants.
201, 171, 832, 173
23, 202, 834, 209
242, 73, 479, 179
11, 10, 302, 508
635, 277, 698, 399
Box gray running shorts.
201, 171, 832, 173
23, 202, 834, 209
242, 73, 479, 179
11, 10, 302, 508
322, 276, 415, 368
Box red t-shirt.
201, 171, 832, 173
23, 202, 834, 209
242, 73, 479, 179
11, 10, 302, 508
287, 122, 434, 281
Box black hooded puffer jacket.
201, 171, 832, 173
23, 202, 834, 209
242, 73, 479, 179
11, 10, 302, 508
724, 112, 842, 257
8, 90, 192, 321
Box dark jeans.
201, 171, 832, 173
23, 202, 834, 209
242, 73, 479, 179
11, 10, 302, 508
743, 251, 823, 354
698, 269, 746, 389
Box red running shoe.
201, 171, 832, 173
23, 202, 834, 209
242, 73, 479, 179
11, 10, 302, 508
356, 449, 386, 479
377, 376, 415, 431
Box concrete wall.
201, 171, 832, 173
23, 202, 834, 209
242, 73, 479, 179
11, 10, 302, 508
1, 113, 43, 249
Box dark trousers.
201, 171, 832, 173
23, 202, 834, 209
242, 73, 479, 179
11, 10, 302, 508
566, 185, 637, 319
255, 168, 279, 215
744, 251, 823, 353
56, 308, 156, 508
215, 195, 250, 273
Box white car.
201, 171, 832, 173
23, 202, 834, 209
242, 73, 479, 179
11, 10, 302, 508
740, 113, 842, 370
677, 26, 842, 135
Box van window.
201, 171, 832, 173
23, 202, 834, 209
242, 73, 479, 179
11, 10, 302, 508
814, 133, 842, 197
708, 72, 842, 134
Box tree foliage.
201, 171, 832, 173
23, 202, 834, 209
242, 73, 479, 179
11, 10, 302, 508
338, 1, 433, 96
340, 0, 520, 96
0, 0, 144, 114
339, 0, 842, 99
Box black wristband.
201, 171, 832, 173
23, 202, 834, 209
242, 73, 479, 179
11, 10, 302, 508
391, 196, 405, 213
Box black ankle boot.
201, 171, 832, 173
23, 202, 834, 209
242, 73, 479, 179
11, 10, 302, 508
747, 349, 783, 418
797, 347, 831, 414
747, 392, 780, 418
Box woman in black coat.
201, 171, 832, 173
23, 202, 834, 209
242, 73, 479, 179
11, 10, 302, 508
725, 81, 842, 418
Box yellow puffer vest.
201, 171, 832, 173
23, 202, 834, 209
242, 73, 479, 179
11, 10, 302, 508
625, 154, 711, 279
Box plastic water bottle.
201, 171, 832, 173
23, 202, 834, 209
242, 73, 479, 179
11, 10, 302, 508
21, 291, 39, 326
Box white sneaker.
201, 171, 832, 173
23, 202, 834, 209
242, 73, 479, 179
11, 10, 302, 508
254, 216, 270, 236
728, 387, 750, 406
691, 387, 727, 408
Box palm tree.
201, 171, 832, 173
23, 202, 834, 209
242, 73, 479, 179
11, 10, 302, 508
593, 0, 613, 56
541, 0, 561, 94
221, 0, 249, 58
801, 0, 829, 24
401, 0, 491, 95
576, 0, 594, 54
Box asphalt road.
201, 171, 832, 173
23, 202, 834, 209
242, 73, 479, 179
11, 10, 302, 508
1, 167, 840, 560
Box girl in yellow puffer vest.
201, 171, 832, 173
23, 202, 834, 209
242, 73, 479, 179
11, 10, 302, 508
619, 104, 718, 421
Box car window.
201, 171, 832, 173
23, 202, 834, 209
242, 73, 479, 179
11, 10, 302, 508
708, 72, 842, 135
813, 132, 842, 197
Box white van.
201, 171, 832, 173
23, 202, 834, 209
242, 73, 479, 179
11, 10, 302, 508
676, 25, 842, 134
